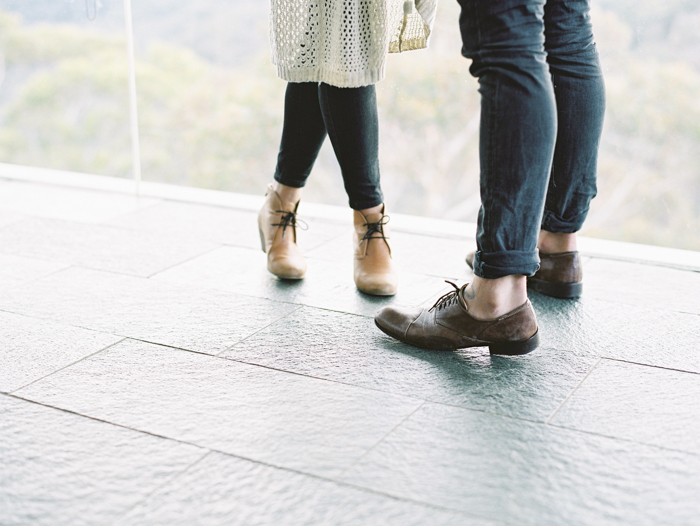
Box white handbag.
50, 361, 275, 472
389, 0, 432, 53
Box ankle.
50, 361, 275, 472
463, 275, 527, 320
538, 230, 577, 254
357, 203, 384, 219
272, 181, 302, 204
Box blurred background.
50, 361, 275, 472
0, 0, 698, 250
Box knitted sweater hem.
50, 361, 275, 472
275, 63, 387, 88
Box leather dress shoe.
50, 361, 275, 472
466, 251, 582, 299
374, 282, 539, 355
258, 184, 307, 279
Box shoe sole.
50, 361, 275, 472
271, 273, 305, 280
528, 278, 582, 299
374, 320, 539, 356
487, 330, 539, 355
259, 227, 266, 253
356, 286, 397, 297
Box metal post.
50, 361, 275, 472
123, 0, 142, 194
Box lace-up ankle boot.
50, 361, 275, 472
353, 205, 398, 296
258, 184, 307, 279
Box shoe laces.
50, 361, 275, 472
272, 210, 308, 238
429, 281, 462, 312
359, 215, 390, 246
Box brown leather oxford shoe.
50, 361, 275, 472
374, 282, 539, 355
528, 251, 582, 298
465, 251, 582, 299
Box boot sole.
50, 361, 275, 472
270, 271, 305, 280
374, 320, 539, 356
528, 279, 582, 299
356, 286, 397, 297
259, 227, 266, 253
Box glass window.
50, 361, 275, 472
3, 0, 697, 252
0, 0, 132, 178
585, 0, 700, 250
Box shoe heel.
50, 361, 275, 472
259, 227, 267, 253
528, 279, 582, 299
489, 330, 539, 356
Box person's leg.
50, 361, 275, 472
273, 82, 329, 203
317, 83, 384, 211
539, 0, 605, 252
509, 0, 606, 297
259, 81, 327, 279
374, 0, 549, 354
317, 83, 397, 295
459, 0, 557, 319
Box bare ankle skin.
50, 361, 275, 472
357, 204, 384, 217
538, 230, 577, 254
272, 181, 302, 204
463, 275, 528, 321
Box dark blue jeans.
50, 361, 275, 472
458, 0, 606, 278
274, 82, 384, 211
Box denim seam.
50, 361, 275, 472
484, 75, 500, 255
545, 72, 558, 214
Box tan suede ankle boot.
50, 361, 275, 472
258, 184, 307, 279
353, 205, 398, 296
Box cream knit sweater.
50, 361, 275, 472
270, 0, 438, 88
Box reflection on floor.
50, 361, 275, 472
1, 177, 699, 526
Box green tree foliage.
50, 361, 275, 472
0, 4, 698, 250
585, 8, 700, 249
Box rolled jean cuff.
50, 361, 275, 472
541, 209, 588, 234
473, 250, 540, 279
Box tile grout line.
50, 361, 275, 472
2, 175, 698, 270
0, 319, 595, 430
545, 357, 602, 425
144, 243, 223, 279
585, 255, 700, 274
337, 401, 427, 480
602, 356, 700, 376
0, 392, 496, 524
9, 240, 700, 318
118, 335, 572, 428
551, 292, 700, 318
9, 337, 128, 394
96, 198, 166, 227
113, 450, 214, 521
213, 349, 558, 426
545, 420, 700, 458
0, 305, 130, 341
7, 304, 686, 431
2, 261, 75, 291
215, 304, 307, 356
12, 335, 699, 460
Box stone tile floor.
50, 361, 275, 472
1, 176, 699, 526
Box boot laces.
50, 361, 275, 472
359, 215, 390, 246
273, 210, 307, 238
429, 281, 462, 312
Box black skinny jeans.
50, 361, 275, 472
274, 82, 384, 211
458, 0, 606, 278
